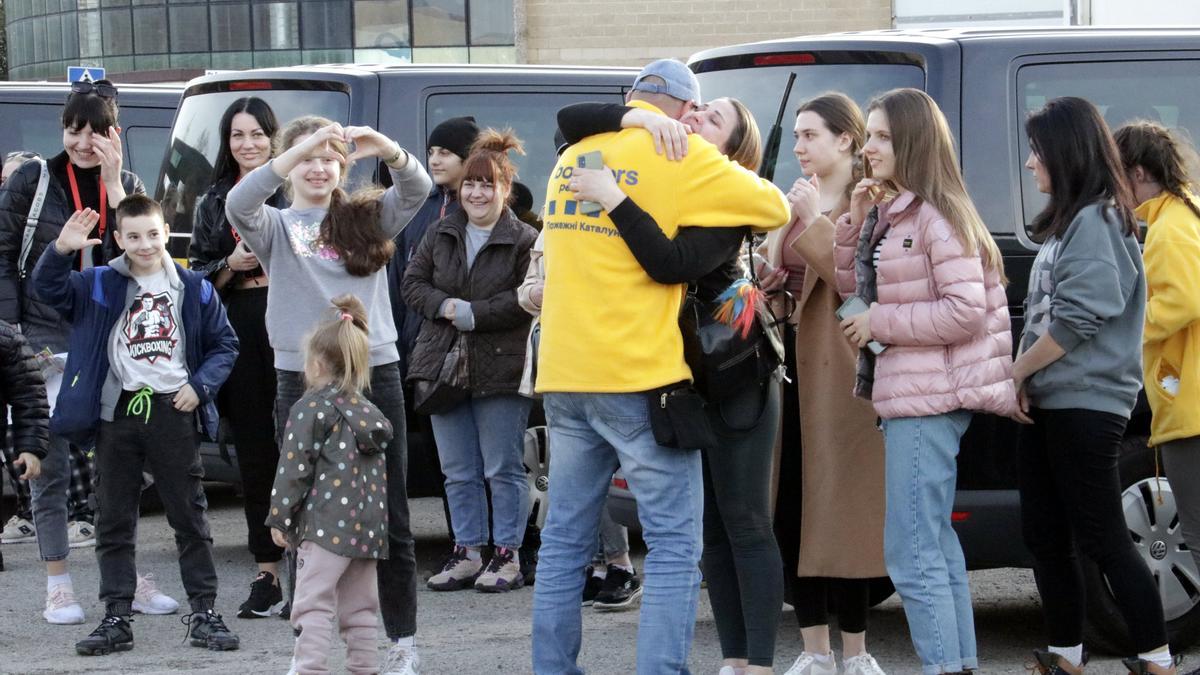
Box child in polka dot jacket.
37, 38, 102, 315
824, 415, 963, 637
266, 295, 394, 675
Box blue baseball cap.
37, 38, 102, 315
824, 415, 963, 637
631, 59, 701, 105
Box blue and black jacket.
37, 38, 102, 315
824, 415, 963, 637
31, 245, 238, 446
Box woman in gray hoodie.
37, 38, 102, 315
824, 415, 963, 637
226, 116, 430, 674
1016, 97, 1172, 675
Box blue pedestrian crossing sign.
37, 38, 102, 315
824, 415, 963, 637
67, 66, 106, 83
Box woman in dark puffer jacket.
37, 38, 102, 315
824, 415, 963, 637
402, 129, 538, 594
0, 318, 50, 571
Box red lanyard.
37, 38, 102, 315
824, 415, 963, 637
66, 163, 107, 238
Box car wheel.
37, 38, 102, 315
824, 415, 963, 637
1082, 436, 1200, 654
524, 425, 550, 531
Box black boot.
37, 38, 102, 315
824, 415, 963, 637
75, 614, 134, 656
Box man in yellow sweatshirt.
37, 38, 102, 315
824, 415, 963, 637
531, 59, 790, 674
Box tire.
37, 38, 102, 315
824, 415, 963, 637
1082, 436, 1200, 654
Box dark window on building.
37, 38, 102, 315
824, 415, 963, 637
354, 0, 410, 48
301, 1, 351, 49
211, 2, 251, 51
62, 13, 81, 59
102, 8, 133, 56
170, 5, 210, 53
253, 1, 300, 50
132, 6, 168, 54
469, 0, 512, 46
413, 0, 465, 47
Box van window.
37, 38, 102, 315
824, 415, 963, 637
1016, 59, 1200, 236
0, 103, 64, 159
427, 91, 626, 212
156, 86, 350, 256
124, 126, 171, 192
696, 62, 925, 190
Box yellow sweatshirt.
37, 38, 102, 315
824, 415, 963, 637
535, 101, 790, 393
1138, 191, 1200, 446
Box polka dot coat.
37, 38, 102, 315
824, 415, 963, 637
265, 385, 393, 559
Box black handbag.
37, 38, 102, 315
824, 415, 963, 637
412, 333, 470, 415
680, 237, 788, 402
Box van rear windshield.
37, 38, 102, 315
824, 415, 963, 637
695, 60, 924, 189
154, 84, 349, 256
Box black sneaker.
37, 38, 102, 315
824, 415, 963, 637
1030, 649, 1087, 674
183, 610, 240, 651
237, 571, 284, 618
592, 565, 642, 612
75, 614, 134, 656
581, 566, 603, 606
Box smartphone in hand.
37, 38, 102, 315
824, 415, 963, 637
577, 150, 603, 216
836, 295, 886, 355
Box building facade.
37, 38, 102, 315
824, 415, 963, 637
5, 0, 517, 81
4, 0, 892, 81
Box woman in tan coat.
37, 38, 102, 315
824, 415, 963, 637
763, 93, 888, 675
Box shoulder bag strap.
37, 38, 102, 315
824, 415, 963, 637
18, 158, 51, 280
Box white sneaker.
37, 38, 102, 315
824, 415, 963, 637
66, 521, 96, 548
842, 653, 887, 675
1, 515, 37, 543
382, 642, 420, 675
43, 583, 86, 625
784, 652, 837, 675
132, 573, 179, 615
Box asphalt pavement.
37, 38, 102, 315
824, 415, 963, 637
0, 487, 1190, 673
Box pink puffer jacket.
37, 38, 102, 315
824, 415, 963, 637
834, 191, 1017, 419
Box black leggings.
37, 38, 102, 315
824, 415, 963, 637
792, 577, 869, 633
1019, 407, 1168, 652
702, 381, 784, 667
221, 287, 283, 564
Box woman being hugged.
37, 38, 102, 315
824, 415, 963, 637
225, 115, 430, 672
1116, 123, 1200, 617
832, 88, 1016, 675
762, 93, 888, 675
188, 96, 289, 619
562, 97, 786, 674
1016, 98, 1173, 675
401, 129, 538, 593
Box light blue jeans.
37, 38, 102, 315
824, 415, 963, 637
29, 434, 74, 562
881, 410, 977, 675
533, 392, 703, 675
429, 393, 532, 550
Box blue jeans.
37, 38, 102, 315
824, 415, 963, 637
533, 392, 703, 675
881, 410, 977, 675
29, 434, 78, 562
429, 394, 532, 550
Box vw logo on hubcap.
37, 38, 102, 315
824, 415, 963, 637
536, 476, 549, 491
1150, 540, 1168, 560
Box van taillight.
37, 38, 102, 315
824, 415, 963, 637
230, 81, 273, 91
612, 477, 628, 490
951, 511, 970, 522
753, 53, 816, 66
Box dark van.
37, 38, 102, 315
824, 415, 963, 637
662, 27, 1200, 652
0, 81, 182, 196
155, 63, 634, 506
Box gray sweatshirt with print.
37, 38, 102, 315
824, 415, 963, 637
225, 156, 432, 371
1019, 202, 1146, 417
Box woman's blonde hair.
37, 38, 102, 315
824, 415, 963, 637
276, 116, 395, 276
867, 88, 1004, 280
304, 294, 371, 394
720, 98, 763, 173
